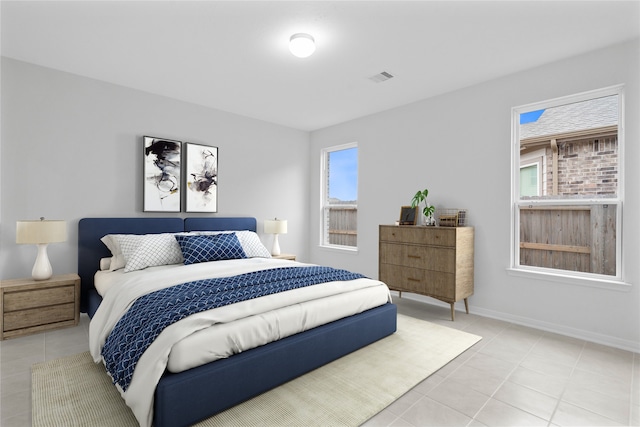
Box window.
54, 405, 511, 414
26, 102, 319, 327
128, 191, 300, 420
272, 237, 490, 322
511, 86, 623, 283
321, 143, 358, 249
520, 148, 546, 197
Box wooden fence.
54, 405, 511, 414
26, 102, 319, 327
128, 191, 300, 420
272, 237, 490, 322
519, 205, 616, 275
328, 206, 357, 247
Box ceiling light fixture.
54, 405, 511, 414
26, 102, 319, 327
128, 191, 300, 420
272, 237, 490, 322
289, 33, 315, 58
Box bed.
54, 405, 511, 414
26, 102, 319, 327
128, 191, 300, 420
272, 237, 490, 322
78, 217, 397, 427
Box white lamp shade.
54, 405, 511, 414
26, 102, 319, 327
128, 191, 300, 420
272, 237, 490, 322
289, 33, 315, 58
264, 219, 287, 235
16, 220, 67, 244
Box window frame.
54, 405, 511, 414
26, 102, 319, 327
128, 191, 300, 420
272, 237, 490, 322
319, 142, 358, 252
509, 85, 627, 288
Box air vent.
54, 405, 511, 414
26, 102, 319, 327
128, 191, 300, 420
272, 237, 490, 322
368, 71, 394, 83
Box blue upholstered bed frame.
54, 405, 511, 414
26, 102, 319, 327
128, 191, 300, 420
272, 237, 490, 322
78, 217, 397, 427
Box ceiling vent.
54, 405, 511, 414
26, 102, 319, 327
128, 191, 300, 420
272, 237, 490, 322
368, 71, 394, 83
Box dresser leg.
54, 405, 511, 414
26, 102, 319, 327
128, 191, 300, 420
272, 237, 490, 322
464, 298, 469, 314
450, 303, 455, 321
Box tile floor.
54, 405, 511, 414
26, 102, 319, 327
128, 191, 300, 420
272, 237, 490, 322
1, 297, 638, 426
365, 298, 639, 427
1, 313, 91, 427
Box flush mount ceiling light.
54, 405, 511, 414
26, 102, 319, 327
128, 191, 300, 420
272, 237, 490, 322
289, 33, 315, 58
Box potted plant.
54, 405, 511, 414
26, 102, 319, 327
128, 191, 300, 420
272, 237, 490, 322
411, 189, 436, 225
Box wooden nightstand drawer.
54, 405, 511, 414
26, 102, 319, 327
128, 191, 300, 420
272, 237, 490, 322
4, 285, 75, 312
0, 273, 81, 340
3, 302, 75, 331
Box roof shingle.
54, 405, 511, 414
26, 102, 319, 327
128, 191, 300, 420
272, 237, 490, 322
520, 95, 618, 139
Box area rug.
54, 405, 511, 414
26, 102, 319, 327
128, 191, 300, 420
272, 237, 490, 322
32, 314, 481, 427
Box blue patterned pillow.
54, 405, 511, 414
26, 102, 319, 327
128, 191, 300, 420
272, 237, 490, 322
175, 233, 247, 265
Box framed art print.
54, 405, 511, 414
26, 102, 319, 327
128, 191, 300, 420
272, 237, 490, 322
185, 142, 218, 212
399, 206, 418, 225
143, 136, 182, 212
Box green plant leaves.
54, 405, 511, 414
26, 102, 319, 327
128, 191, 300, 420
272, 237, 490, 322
411, 189, 434, 217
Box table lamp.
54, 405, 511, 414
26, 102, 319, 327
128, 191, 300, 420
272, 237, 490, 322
16, 218, 67, 280
264, 218, 287, 256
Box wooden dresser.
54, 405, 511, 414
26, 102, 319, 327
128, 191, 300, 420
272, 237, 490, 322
0, 273, 80, 340
379, 225, 474, 320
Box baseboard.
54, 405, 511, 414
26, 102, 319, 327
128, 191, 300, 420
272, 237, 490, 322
398, 293, 640, 353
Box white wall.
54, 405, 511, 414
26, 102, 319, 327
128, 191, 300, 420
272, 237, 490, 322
0, 58, 310, 280
309, 40, 640, 352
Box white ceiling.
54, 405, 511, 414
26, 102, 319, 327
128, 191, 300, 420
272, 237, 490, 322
2, 1, 639, 131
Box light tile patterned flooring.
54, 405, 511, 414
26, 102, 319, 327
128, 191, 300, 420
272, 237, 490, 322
1, 297, 638, 426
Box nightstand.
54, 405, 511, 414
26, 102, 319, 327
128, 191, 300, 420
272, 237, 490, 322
272, 254, 296, 261
0, 273, 81, 340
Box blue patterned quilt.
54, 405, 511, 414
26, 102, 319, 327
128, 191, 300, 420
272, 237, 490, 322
102, 266, 365, 391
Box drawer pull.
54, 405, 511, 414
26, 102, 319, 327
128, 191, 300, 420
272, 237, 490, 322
407, 278, 420, 282
407, 255, 421, 259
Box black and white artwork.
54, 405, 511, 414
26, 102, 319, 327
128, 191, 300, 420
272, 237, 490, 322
143, 136, 181, 212
185, 142, 218, 212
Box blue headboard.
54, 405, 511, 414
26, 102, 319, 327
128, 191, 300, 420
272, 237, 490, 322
78, 217, 257, 315
184, 217, 256, 233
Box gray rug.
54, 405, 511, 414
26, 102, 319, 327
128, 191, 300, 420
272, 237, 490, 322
32, 314, 481, 426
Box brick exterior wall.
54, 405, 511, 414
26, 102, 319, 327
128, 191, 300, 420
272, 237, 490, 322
544, 135, 618, 197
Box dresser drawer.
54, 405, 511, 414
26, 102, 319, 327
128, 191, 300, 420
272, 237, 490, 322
379, 226, 455, 247
3, 285, 75, 312
380, 266, 426, 295
380, 242, 456, 272
380, 264, 455, 300
378, 225, 474, 320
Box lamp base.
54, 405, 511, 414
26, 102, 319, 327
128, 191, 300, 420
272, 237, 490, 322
271, 234, 281, 256
32, 243, 53, 281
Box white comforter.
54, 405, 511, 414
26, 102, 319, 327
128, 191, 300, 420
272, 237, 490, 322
89, 258, 390, 427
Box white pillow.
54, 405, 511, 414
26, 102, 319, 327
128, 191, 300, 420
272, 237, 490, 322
99, 257, 112, 271
235, 230, 271, 258
100, 235, 126, 271
104, 233, 184, 272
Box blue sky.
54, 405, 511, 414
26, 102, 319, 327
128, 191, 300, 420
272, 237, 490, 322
520, 109, 545, 124
329, 147, 358, 201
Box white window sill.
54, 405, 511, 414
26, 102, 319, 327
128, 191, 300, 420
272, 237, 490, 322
506, 267, 632, 291
318, 244, 359, 255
